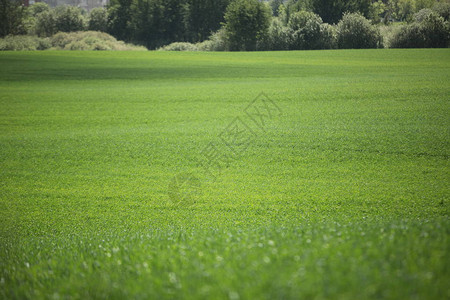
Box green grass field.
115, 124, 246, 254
0, 49, 449, 299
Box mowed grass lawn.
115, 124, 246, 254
0, 49, 449, 299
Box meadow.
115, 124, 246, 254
0, 49, 449, 299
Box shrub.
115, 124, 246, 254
92, 42, 112, 51
197, 28, 229, 51
319, 23, 337, 49
337, 12, 383, 49
420, 12, 449, 47
259, 17, 290, 50
414, 8, 433, 22
50, 31, 146, 50
50, 31, 71, 48
0, 35, 50, 50
196, 40, 214, 51
287, 11, 323, 50
379, 24, 400, 48
257, 11, 336, 51
0, 31, 145, 51
390, 23, 424, 48
158, 42, 198, 51
64, 40, 90, 50
390, 12, 449, 48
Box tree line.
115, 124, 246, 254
1, 0, 449, 50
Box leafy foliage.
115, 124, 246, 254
28, 2, 50, 17
0, 34, 50, 50
310, 0, 372, 24
2, 0, 450, 50
35, 10, 57, 37
158, 41, 198, 51
34, 5, 85, 37
287, 10, 324, 50
88, 7, 109, 32
0, 0, 27, 37
432, 2, 450, 21
184, 0, 230, 42
50, 31, 146, 50
319, 22, 337, 48
53, 6, 85, 33
0, 31, 145, 51
337, 12, 383, 48
368, 0, 387, 23
108, 0, 133, 41
261, 17, 291, 50
196, 27, 229, 50
391, 10, 449, 47
224, 0, 271, 51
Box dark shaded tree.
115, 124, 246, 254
184, 0, 230, 42
286, 0, 313, 17
130, 0, 186, 49
269, 0, 284, 16
311, 0, 371, 24
108, 0, 133, 41
224, 0, 271, 51
0, 0, 27, 37
162, 0, 186, 44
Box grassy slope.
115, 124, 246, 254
0, 49, 449, 299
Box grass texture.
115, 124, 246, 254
0, 49, 449, 299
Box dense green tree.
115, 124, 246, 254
384, 0, 437, 22
108, 0, 133, 41
35, 10, 57, 36
397, 0, 416, 21
184, 0, 230, 42
416, 0, 435, 11
310, 0, 371, 24
224, 0, 271, 51
88, 7, 108, 32
287, 10, 323, 49
129, 0, 186, 49
34, 5, 85, 37
391, 10, 449, 47
419, 10, 449, 47
269, 0, 284, 16
53, 6, 85, 33
0, 0, 27, 37
160, 0, 186, 44
262, 17, 290, 50
414, 7, 433, 21
368, 0, 387, 23
432, 2, 450, 21
286, 0, 312, 15
129, 0, 155, 45
28, 2, 50, 17
337, 12, 382, 48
